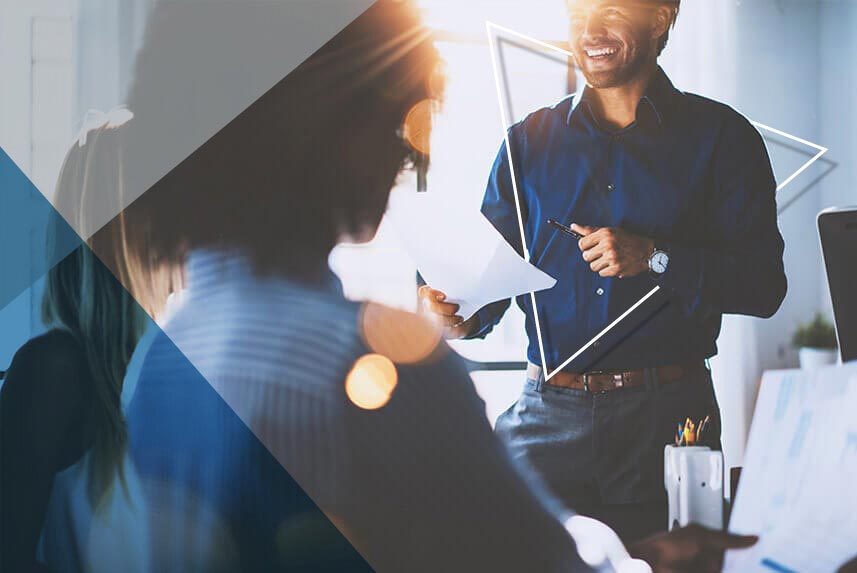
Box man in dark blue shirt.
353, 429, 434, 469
421, 0, 786, 542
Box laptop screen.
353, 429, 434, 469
818, 208, 857, 363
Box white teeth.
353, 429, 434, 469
586, 47, 617, 57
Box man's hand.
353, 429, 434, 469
628, 524, 758, 573
572, 224, 655, 279
418, 286, 478, 339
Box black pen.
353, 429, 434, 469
547, 219, 584, 240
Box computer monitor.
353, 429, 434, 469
818, 207, 857, 363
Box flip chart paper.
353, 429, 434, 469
724, 363, 857, 573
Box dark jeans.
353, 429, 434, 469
495, 363, 721, 544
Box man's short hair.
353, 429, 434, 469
657, 0, 681, 56
566, 0, 681, 56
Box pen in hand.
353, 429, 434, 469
547, 219, 585, 240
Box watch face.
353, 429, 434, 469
651, 251, 669, 274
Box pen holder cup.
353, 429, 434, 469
664, 445, 724, 531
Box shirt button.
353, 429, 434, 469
607, 183, 615, 192
594, 341, 601, 349
596, 287, 605, 296
613, 135, 622, 143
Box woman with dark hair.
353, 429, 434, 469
119, 2, 584, 571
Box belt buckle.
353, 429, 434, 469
582, 370, 605, 393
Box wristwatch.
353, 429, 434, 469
648, 241, 670, 276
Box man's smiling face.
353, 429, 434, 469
567, 0, 663, 89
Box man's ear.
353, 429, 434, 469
651, 5, 675, 42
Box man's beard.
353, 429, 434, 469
580, 40, 653, 89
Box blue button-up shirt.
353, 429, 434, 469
471, 67, 787, 372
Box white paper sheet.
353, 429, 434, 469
387, 192, 556, 320
724, 363, 857, 573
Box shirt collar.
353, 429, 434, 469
185, 248, 343, 299
566, 66, 679, 128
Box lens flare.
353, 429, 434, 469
345, 353, 398, 410
359, 302, 443, 365
402, 99, 435, 155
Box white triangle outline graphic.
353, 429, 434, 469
485, 21, 829, 380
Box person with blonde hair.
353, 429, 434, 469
0, 114, 172, 573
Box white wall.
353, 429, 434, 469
662, 0, 831, 470
0, 0, 151, 371
74, 0, 152, 119
0, 0, 75, 369
683, 0, 857, 470
818, 0, 857, 315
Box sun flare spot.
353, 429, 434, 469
345, 354, 398, 410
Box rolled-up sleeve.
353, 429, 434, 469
654, 114, 787, 320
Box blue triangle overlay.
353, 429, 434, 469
0, 149, 83, 315
0, 147, 372, 571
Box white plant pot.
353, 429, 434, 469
798, 347, 838, 370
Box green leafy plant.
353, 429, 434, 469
792, 313, 838, 349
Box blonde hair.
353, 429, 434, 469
42, 120, 174, 504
